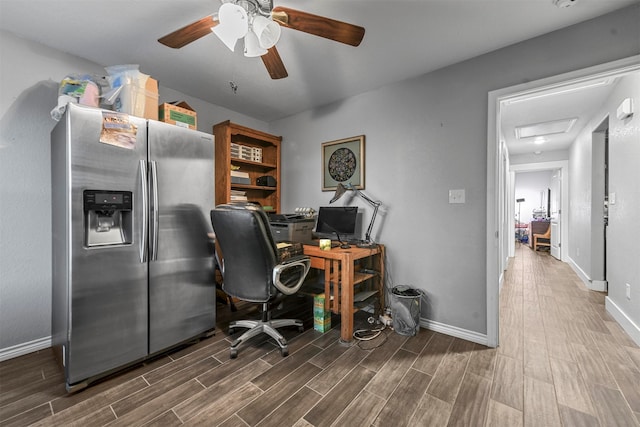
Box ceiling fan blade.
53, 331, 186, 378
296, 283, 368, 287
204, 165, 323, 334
272, 7, 365, 47
261, 47, 288, 79
158, 15, 218, 49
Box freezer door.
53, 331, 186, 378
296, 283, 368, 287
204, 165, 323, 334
56, 104, 149, 386
147, 121, 216, 354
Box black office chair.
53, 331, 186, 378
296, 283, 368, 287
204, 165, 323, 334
210, 203, 311, 358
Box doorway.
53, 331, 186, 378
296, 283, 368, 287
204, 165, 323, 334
510, 167, 564, 260
485, 56, 640, 348
590, 118, 609, 291
549, 168, 561, 260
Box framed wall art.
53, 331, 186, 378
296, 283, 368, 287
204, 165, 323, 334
322, 135, 365, 191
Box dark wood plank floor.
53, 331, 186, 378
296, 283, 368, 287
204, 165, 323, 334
1, 245, 639, 426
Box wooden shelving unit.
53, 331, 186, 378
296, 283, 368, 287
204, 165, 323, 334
213, 120, 281, 213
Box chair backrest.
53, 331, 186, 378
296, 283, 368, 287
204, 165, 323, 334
210, 203, 279, 303
536, 226, 551, 239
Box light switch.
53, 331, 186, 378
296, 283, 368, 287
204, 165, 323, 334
449, 189, 466, 204
610, 192, 616, 205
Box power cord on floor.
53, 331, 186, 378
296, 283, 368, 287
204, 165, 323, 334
352, 316, 389, 349
353, 325, 386, 341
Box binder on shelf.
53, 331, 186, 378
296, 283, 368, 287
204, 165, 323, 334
230, 169, 251, 185
231, 177, 251, 185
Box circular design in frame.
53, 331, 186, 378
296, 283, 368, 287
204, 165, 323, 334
327, 148, 357, 182
321, 135, 364, 191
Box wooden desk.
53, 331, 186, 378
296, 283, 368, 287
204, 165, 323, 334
303, 244, 385, 342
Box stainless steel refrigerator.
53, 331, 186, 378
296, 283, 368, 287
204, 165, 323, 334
51, 103, 216, 392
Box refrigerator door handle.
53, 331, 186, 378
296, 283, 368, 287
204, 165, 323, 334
139, 159, 148, 263
150, 160, 159, 261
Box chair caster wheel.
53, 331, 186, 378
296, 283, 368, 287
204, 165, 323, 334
230, 349, 238, 359
229, 328, 236, 335
281, 347, 289, 357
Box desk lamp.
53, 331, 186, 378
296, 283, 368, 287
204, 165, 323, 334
330, 183, 381, 248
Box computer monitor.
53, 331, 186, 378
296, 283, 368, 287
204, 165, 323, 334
314, 206, 359, 240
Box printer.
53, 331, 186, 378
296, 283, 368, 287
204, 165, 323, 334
269, 214, 315, 243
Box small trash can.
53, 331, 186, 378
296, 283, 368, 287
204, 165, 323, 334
390, 285, 422, 336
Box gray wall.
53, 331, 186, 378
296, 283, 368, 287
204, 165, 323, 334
569, 125, 594, 277
270, 5, 640, 339
568, 72, 640, 334
0, 30, 268, 354
606, 73, 640, 334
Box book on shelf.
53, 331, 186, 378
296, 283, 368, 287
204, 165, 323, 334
230, 170, 249, 178
230, 190, 247, 201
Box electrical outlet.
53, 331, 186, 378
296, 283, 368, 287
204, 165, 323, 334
626, 283, 631, 300
449, 189, 466, 204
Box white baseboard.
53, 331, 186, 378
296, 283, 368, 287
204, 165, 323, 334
420, 318, 489, 347
605, 297, 640, 347
567, 257, 606, 291
568, 256, 590, 286
591, 280, 608, 292
0, 336, 51, 362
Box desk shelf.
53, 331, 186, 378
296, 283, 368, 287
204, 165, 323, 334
353, 271, 377, 286
231, 158, 277, 170
231, 184, 278, 192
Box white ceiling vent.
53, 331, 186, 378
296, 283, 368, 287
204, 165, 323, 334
515, 118, 577, 139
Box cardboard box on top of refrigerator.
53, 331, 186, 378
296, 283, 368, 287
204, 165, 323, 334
158, 101, 197, 130
144, 78, 159, 120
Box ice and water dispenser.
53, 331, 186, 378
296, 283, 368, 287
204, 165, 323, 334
84, 190, 133, 246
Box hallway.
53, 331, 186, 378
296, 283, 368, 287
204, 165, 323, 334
496, 244, 640, 426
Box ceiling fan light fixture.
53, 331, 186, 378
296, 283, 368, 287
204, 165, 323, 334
244, 29, 267, 57
213, 3, 249, 51
252, 15, 281, 49
158, 2, 365, 80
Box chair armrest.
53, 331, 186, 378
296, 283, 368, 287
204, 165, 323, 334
272, 256, 311, 295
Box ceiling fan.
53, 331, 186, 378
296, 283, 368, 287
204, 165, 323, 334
158, 0, 365, 80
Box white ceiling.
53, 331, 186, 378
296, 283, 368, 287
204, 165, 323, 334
1, 0, 637, 154
501, 76, 624, 156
